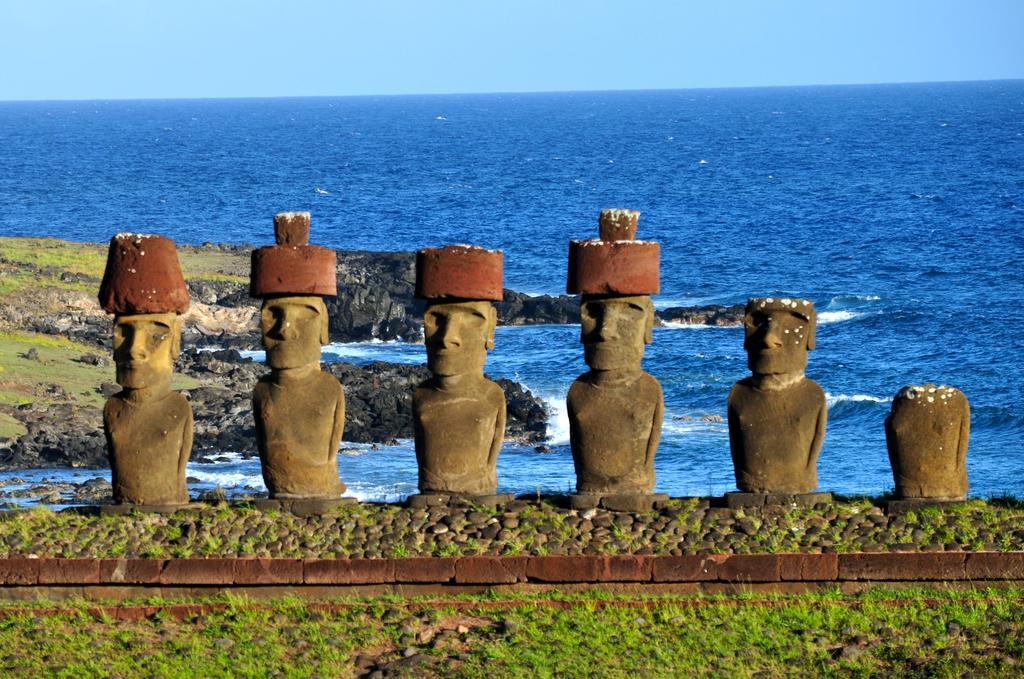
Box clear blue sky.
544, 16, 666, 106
1, 0, 1021, 101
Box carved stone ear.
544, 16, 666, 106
319, 310, 330, 345
644, 300, 654, 345
171, 316, 182, 357
486, 305, 497, 350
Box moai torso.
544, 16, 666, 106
253, 370, 346, 498
568, 371, 663, 494
885, 384, 970, 499
727, 298, 827, 494
414, 377, 505, 494
727, 377, 826, 494
104, 391, 192, 505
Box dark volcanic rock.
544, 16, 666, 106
498, 290, 580, 326
657, 304, 744, 327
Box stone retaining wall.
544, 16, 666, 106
1, 553, 1023, 598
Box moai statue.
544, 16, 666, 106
886, 384, 970, 501
566, 209, 666, 512
411, 245, 507, 505
98, 234, 192, 507
727, 298, 828, 503
250, 212, 347, 502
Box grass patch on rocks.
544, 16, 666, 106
0, 589, 1023, 677
3, 498, 1024, 559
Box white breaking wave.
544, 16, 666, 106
186, 467, 264, 489
660, 321, 732, 330
825, 393, 891, 408
540, 393, 571, 445
818, 310, 865, 324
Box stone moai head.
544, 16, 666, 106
743, 297, 817, 377
416, 245, 503, 378
98, 234, 191, 397
886, 384, 971, 500
250, 211, 337, 367
568, 209, 659, 374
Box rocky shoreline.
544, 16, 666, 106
0, 237, 742, 471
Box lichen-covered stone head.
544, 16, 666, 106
743, 297, 817, 376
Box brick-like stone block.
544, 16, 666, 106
100, 559, 164, 584
159, 558, 235, 585
602, 555, 653, 581
303, 558, 395, 585
393, 557, 456, 583
651, 555, 722, 582
455, 556, 528, 584
233, 559, 303, 585
718, 554, 782, 582
779, 553, 838, 581
965, 552, 1024, 580
527, 556, 602, 582
37, 558, 100, 584
0, 558, 40, 585
839, 553, 966, 581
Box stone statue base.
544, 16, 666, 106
252, 497, 358, 516
885, 497, 967, 515
406, 493, 514, 509
93, 503, 200, 516
722, 491, 832, 509
568, 493, 670, 513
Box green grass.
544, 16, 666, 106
0, 589, 1022, 677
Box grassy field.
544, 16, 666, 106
0, 236, 248, 299
0, 589, 1021, 677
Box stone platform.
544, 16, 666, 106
567, 493, 670, 512
405, 493, 515, 509
720, 492, 833, 509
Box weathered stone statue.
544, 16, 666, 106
99, 234, 192, 506
886, 384, 970, 501
412, 245, 507, 502
727, 297, 827, 501
250, 212, 346, 501
566, 209, 665, 512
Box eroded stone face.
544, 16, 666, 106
886, 384, 970, 499
728, 297, 826, 494
743, 298, 815, 376
414, 300, 505, 495
569, 294, 663, 495
104, 312, 191, 505
580, 295, 654, 371
423, 300, 496, 377
254, 295, 345, 499
113, 312, 180, 392
260, 296, 329, 370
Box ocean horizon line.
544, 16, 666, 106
1, 77, 1021, 105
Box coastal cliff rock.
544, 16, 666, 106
0, 347, 549, 470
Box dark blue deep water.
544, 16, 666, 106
1, 81, 1022, 499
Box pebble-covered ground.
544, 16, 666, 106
2, 498, 1024, 559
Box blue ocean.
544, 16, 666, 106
1, 81, 1022, 500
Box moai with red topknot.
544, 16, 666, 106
726, 297, 830, 508
250, 212, 350, 510
566, 209, 667, 512
99, 234, 192, 508
410, 245, 510, 507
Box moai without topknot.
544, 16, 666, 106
886, 384, 970, 503
566, 209, 666, 512
99, 234, 192, 507
411, 245, 508, 506
726, 298, 828, 506
250, 212, 348, 504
